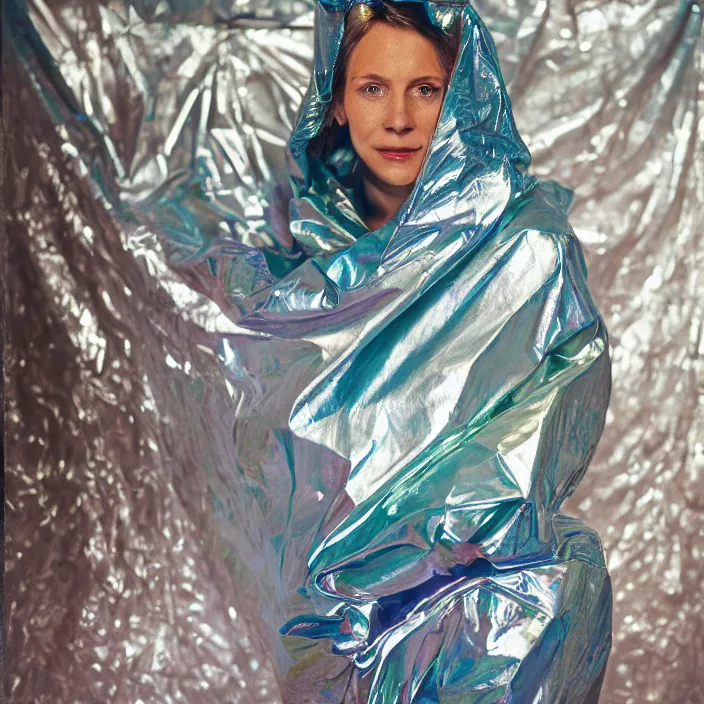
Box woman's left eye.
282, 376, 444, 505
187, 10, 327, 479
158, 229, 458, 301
418, 85, 440, 97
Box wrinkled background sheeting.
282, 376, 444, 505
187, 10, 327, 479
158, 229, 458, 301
4, 0, 703, 702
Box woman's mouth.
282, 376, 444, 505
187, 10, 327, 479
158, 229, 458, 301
376, 147, 421, 161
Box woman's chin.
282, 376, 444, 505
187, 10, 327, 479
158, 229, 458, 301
368, 164, 420, 190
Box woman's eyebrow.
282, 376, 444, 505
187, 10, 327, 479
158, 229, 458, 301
407, 75, 445, 84
353, 73, 389, 82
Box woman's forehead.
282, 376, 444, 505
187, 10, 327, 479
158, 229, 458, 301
346, 22, 444, 80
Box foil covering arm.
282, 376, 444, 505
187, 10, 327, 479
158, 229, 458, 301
283, 184, 612, 677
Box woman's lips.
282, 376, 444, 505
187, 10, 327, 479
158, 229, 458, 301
376, 148, 421, 161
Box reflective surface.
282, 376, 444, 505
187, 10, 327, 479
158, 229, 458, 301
5, 0, 703, 702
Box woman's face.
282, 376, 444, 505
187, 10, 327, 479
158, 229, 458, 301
334, 22, 446, 190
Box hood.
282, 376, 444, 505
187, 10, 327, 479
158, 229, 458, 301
286, 0, 532, 259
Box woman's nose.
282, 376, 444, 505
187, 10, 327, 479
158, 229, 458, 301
383, 94, 414, 133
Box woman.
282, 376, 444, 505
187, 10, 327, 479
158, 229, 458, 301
214, 0, 613, 701
312, 2, 459, 232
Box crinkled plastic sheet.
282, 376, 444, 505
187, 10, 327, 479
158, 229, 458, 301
4, 1, 703, 703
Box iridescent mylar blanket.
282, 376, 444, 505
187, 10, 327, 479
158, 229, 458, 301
268, 3, 611, 704
142, 1, 613, 700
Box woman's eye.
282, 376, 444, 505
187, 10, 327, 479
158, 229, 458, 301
363, 84, 382, 96
418, 85, 440, 97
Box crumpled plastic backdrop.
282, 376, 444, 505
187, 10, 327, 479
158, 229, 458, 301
4, 0, 703, 702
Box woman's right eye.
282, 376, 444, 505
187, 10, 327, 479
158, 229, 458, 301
362, 84, 382, 96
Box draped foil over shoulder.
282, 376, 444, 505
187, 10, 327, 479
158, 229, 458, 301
142, 1, 612, 699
